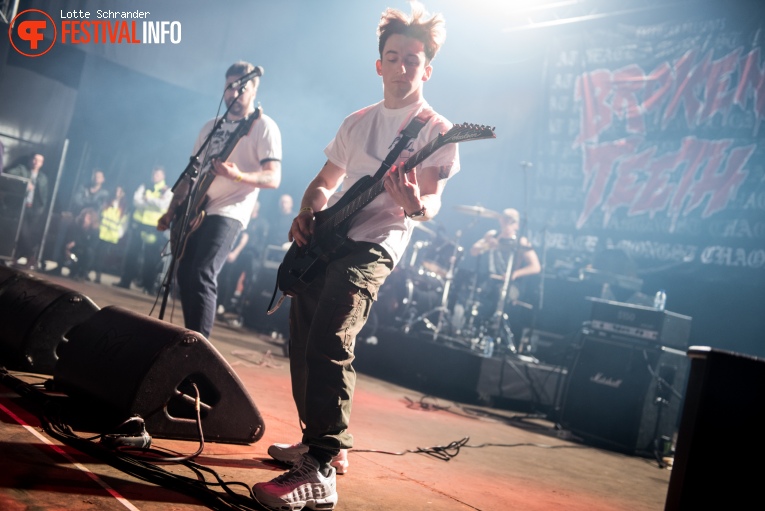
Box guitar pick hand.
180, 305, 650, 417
212, 158, 243, 181
384, 165, 423, 216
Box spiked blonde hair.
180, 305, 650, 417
377, 1, 446, 63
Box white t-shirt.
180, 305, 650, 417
192, 111, 282, 228
324, 99, 460, 266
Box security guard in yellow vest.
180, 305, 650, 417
99, 203, 128, 244
114, 167, 172, 292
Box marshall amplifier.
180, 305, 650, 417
559, 334, 689, 456
587, 297, 692, 349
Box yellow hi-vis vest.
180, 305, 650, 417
132, 180, 168, 227
99, 205, 127, 244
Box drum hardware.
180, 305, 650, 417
454, 204, 501, 219
412, 221, 437, 238
403, 230, 466, 341
406, 240, 428, 269
488, 243, 518, 353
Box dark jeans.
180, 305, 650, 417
177, 214, 241, 338
15, 211, 44, 263
217, 248, 261, 313
118, 222, 165, 290
288, 242, 392, 456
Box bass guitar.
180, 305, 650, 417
171, 106, 262, 260
276, 122, 495, 299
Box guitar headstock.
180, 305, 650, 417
440, 123, 496, 144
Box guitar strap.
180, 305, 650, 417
373, 110, 434, 180
267, 110, 434, 314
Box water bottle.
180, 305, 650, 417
482, 336, 495, 358
653, 289, 667, 311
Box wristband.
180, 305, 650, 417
235, 173, 243, 182
299, 206, 314, 215
405, 205, 426, 219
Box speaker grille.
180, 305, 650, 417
54, 306, 265, 444
560, 335, 688, 456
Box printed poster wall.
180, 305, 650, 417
532, 13, 765, 353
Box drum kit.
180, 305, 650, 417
376, 204, 529, 357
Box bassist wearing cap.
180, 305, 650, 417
157, 61, 282, 339
252, 3, 494, 510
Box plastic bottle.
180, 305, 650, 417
482, 336, 495, 358
653, 289, 667, 311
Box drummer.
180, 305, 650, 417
469, 207, 541, 303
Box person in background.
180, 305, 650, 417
216, 201, 270, 316
93, 186, 130, 284
6, 153, 48, 270
252, 4, 460, 509
469, 207, 541, 280
469, 207, 542, 349
47, 169, 110, 275
61, 207, 100, 281
267, 193, 295, 247
114, 166, 172, 293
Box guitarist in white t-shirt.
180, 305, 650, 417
252, 4, 470, 510
157, 61, 282, 339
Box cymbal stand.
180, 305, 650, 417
486, 248, 517, 353
404, 232, 463, 342
431, 230, 464, 341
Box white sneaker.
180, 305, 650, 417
329, 449, 349, 475
268, 442, 349, 475
253, 453, 337, 510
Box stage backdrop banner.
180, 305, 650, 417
533, 11, 765, 352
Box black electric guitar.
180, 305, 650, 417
276, 122, 495, 299
171, 106, 262, 260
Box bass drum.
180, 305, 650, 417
418, 239, 462, 280
375, 266, 441, 328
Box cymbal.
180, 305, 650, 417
454, 205, 500, 218
413, 222, 437, 237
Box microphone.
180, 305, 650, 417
227, 66, 264, 89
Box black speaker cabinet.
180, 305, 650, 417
476, 355, 566, 411
665, 347, 765, 510
53, 306, 265, 444
559, 335, 689, 456
0, 268, 99, 374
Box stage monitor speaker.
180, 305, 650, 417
53, 306, 265, 444
0, 265, 23, 286
0, 268, 100, 374
665, 347, 765, 511
559, 335, 689, 456
476, 355, 566, 411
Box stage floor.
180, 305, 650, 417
0, 268, 673, 511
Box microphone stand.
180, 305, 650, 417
517, 160, 540, 353
158, 87, 246, 321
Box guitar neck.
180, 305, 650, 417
313, 122, 495, 239
315, 140, 443, 237
315, 180, 385, 236
402, 136, 440, 173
